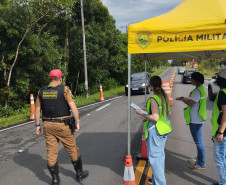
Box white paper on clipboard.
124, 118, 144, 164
130, 103, 148, 115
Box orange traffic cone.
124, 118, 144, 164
162, 80, 171, 96
123, 155, 136, 185
29, 94, 35, 120
161, 80, 173, 107
162, 80, 170, 87
170, 75, 175, 87
136, 125, 148, 160
169, 96, 173, 107
99, 84, 104, 101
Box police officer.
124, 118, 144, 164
35, 69, 88, 185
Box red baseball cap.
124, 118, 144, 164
49, 69, 63, 79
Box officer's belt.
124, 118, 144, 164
42, 118, 68, 123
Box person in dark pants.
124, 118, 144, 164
35, 69, 88, 185
211, 69, 226, 185
176, 72, 207, 170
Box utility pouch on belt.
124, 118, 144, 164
65, 116, 76, 133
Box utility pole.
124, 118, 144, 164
120, 26, 128, 33
80, 0, 88, 99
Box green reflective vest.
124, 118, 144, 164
184, 84, 207, 125
211, 88, 226, 136
144, 94, 172, 139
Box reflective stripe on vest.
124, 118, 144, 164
144, 94, 172, 139
183, 84, 207, 125
211, 88, 226, 136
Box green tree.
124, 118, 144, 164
0, 0, 72, 107
67, 0, 128, 94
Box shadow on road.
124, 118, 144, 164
13, 149, 50, 184
12, 130, 141, 184
165, 149, 216, 185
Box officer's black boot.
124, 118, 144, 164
72, 156, 89, 182
47, 162, 60, 185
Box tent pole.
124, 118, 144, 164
145, 59, 147, 103
128, 54, 131, 156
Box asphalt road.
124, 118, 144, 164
0, 67, 219, 185
165, 71, 218, 185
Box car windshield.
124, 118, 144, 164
186, 70, 196, 76
131, 73, 146, 80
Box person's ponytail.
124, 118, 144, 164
150, 76, 169, 117
160, 88, 169, 117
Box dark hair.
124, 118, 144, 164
215, 76, 226, 88
150, 76, 169, 116
191, 72, 204, 84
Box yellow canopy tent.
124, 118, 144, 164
124, 0, 226, 172
128, 0, 226, 59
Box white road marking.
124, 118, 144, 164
0, 96, 124, 132
78, 96, 123, 110
0, 120, 34, 132
96, 103, 110, 111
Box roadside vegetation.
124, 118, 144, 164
0, 66, 168, 128
198, 59, 220, 78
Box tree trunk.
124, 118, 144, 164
64, 18, 69, 77
4, 12, 47, 108
7, 28, 30, 88
74, 70, 80, 96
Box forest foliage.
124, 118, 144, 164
0, 0, 168, 116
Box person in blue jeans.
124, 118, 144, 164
146, 121, 168, 185
176, 72, 207, 170
211, 69, 226, 185
135, 76, 172, 185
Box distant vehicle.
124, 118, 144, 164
178, 67, 186, 74
182, 69, 197, 84
125, 72, 151, 95
208, 75, 220, 101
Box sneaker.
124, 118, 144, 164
147, 178, 153, 184
187, 158, 196, 164
189, 164, 206, 170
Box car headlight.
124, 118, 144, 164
125, 84, 128, 87
141, 83, 146, 87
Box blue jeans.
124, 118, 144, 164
146, 121, 167, 185
189, 123, 206, 168
214, 137, 226, 185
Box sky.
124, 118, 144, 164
100, 0, 183, 32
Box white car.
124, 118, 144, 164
208, 76, 220, 101
178, 67, 186, 74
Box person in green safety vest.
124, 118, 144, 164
210, 69, 226, 185
176, 72, 207, 170
135, 76, 172, 185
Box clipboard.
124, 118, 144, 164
130, 103, 148, 115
